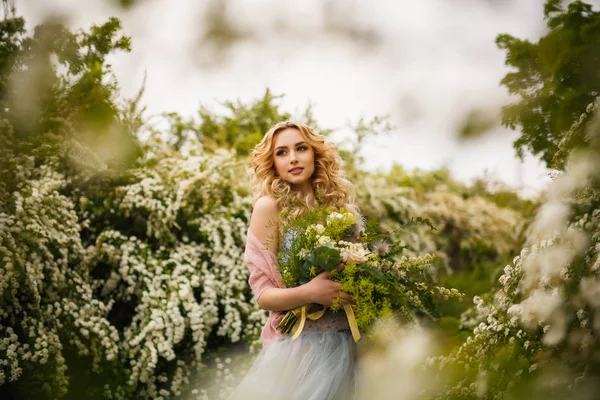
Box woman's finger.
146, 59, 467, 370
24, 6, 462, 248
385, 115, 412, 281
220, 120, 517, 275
341, 294, 353, 304
317, 271, 331, 280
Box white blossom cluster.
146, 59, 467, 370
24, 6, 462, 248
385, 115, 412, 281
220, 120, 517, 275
302, 211, 372, 264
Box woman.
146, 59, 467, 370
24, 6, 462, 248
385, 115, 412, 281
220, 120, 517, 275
230, 121, 360, 400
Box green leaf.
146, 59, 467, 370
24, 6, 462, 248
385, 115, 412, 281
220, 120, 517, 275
309, 245, 341, 272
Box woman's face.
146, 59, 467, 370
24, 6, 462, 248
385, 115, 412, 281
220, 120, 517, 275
272, 128, 315, 191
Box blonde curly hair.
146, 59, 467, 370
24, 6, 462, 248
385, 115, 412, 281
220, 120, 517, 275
250, 121, 359, 220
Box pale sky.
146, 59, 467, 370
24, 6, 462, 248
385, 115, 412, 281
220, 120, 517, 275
20, 0, 573, 196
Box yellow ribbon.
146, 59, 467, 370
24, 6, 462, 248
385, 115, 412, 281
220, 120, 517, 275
290, 304, 326, 340
343, 303, 361, 343
290, 303, 361, 343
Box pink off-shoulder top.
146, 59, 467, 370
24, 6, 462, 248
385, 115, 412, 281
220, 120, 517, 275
244, 230, 286, 345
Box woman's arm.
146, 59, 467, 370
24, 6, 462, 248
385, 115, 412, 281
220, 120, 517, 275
259, 272, 350, 312
248, 196, 350, 312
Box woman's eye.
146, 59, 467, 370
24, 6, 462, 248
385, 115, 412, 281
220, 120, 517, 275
276, 150, 287, 156
297, 146, 308, 151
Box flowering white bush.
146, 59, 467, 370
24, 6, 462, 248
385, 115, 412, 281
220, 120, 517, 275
428, 99, 600, 399
422, 190, 524, 269
0, 122, 118, 398
0, 110, 267, 399
78, 141, 266, 398
356, 172, 524, 273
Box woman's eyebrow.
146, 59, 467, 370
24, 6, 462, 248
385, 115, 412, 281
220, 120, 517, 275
274, 141, 307, 151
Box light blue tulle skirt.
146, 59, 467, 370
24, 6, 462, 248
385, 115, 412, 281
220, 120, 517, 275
230, 330, 356, 400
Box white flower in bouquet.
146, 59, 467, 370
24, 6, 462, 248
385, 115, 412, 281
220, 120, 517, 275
306, 223, 325, 237
340, 243, 370, 264
317, 235, 333, 246
326, 212, 345, 225
297, 248, 310, 259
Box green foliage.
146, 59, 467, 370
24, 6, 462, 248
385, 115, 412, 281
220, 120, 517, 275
0, 16, 140, 176
307, 246, 342, 273
497, 0, 600, 168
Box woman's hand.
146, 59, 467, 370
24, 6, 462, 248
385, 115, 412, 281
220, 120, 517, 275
303, 271, 352, 307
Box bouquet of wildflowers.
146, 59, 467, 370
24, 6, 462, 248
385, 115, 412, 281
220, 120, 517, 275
276, 206, 463, 341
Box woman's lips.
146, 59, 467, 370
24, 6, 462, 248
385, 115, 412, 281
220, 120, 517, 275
289, 167, 304, 175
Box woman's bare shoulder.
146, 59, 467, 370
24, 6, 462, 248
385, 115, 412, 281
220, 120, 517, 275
253, 195, 278, 211
249, 196, 279, 251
